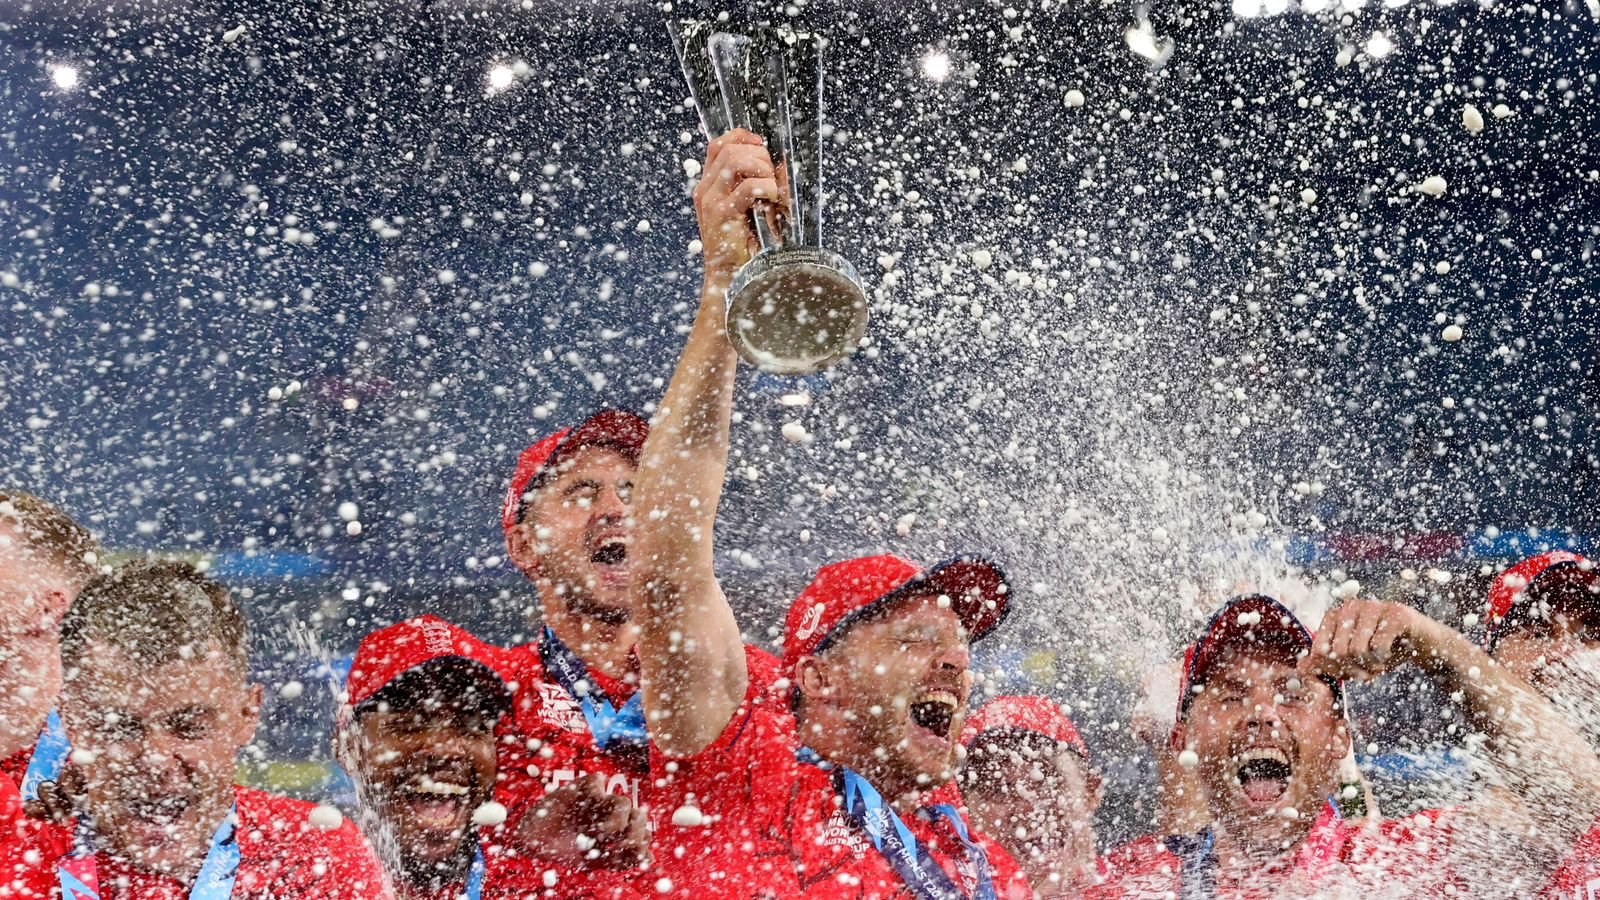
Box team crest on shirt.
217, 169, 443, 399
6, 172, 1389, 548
821, 810, 871, 857
533, 681, 588, 733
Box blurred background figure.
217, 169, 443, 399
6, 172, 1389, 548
960, 694, 1102, 898
0, 490, 101, 829
338, 615, 510, 900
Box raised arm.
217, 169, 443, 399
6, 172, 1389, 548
632, 130, 780, 756
1309, 599, 1600, 854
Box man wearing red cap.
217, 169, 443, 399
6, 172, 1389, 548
0, 560, 390, 900
1086, 592, 1600, 898
339, 616, 515, 900
495, 406, 777, 893
1479, 551, 1600, 899
959, 696, 1101, 898
629, 128, 1028, 898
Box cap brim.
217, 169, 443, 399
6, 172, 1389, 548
355, 656, 512, 719
541, 410, 649, 483
1490, 561, 1600, 648
1186, 594, 1314, 704
872, 555, 1012, 644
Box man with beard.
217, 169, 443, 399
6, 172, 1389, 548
494, 411, 774, 894
1086, 592, 1600, 898
0, 491, 101, 832
629, 128, 1029, 899
959, 696, 1101, 898
339, 615, 511, 900
1, 560, 389, 899
1479, 551, 1600, 899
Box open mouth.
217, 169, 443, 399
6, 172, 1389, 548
589, 536, 628, 567
1235, 748, 1291, 805
396, 771, 477, 830
909, 690, 960, 740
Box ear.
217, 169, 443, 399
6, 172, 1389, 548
236, 682, 263, 744
796, 656, 833, 705
504, 518, 544, 579
43, 588, 72, 626
1086, 769, 1104, 814
1167, 720, 1187, 754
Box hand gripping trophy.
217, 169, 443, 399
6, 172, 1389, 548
671, 20, 870, 375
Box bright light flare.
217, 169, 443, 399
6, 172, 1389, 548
50, 65, 80, 90
1365, 31, 1395, 59
919, 50, 952, 83
486, 64, 515, 93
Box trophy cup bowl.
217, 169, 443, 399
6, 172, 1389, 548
725, 247, 868, 376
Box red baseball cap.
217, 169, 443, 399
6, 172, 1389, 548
781, 553, 1010, 677
500, 409, 650, 537
344, 615, 511, 719
963, 694, 1088, 761
1482, 551, 1599, 651
1176, 594, 1325, 721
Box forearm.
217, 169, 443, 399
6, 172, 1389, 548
632, 277, 747, 756
1418, 627, 1600, 836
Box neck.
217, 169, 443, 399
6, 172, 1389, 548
0, 675, 60, 759
399, 842, 475, 900
542, 605, 638, 679
799, 710, 935, 816
1207, 809, 1314, 870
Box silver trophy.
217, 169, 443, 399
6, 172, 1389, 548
672, 20, 869, 376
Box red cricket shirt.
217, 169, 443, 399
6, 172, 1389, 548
0, 785, 389, 900
1542, 819, 1600, 900
489, 641, 778, 899
1085, 805, 1467, 898
647, 694, 1031, 900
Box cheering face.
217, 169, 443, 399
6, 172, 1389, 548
351, 688, 499, 878
518, 447, 635, 626
806, 593, 974, 788
962, 734, 1098, 874
1182, 645, 1345, 839
63, 642, 258, 878
0, 522, 73, 752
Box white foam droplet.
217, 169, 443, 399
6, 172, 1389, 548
472, 801, 508, 826
338, 501, 360, 522
1461, 613, 1480, 628
307, 804, 343, 831
1415, 175, 1448, 197
781, 421, 808, 444
970, 248, 994, 270
1299, 188, 1317, 206
1064, 89, 1085, 108
70, 749, 97, 766
279, 680, 304, 700
895, 512, 917, 536
1461, 103, 1484, 134
1441, 324, 1463, 343
1178, 750, 1199, 768
222, 24, 248, 43
670, 805, 705, 827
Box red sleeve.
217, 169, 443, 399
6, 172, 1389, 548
0, 817, 71, 900
1542, 817, 1600, 899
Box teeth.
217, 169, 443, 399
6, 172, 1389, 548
1237, 747, 1289, 767
414, 777, 470, 796
916, 690, 960, 711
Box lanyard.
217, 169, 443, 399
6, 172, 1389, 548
21, 709, 70, 803
462, 842, 485, 900
60, 804, 241, 900
796, 748, 996, 900
537, 628, 647, 752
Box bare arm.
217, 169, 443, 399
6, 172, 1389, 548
632, 130, 780, 756
1310, 600, 1600, 852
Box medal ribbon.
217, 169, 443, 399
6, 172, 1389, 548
537, 628, 647, 751
21, 709, 70, 803
796, 747, 996, 900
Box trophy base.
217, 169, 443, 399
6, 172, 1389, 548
725, 248, 869, 376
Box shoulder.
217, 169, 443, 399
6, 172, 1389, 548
741, 644, 781, 693
1079, 834, 1180, 897
234, 787, 371, 858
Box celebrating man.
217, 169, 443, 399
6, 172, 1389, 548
494, 409, 776, 894
0, 491, 100, 831
629, 128, 1028, 898
959, 696, 1101, 898
338, 615, 511, 900
1087, 592, 1600, 897
2, 559, 389, 899
1478, 551, 1600, 899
